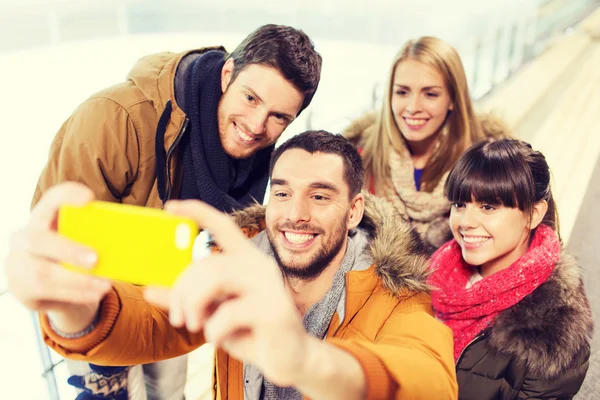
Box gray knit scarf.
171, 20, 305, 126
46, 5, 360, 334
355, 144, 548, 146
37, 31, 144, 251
244, 231, 359, 400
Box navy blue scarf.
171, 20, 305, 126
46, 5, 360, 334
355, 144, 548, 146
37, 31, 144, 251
178, 50, 273, 212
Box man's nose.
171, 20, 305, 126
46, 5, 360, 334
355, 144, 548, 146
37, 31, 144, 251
287, 197, 311, 224
247, 109, 268, 135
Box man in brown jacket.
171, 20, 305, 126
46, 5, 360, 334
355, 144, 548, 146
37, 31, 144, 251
31, 24, 322, 400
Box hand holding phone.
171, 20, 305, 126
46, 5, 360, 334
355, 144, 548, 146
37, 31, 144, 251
58, 201, 199, 287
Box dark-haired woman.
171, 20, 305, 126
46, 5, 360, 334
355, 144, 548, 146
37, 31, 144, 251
429, 138, 593, 400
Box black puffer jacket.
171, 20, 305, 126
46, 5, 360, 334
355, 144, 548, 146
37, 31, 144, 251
456, 254, 593, 400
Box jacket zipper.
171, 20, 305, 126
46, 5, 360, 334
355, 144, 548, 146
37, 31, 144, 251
163, 117, 189, 204
456, 333, 486, 367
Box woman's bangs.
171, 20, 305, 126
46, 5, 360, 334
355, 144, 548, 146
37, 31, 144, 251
446, 155, 520, 208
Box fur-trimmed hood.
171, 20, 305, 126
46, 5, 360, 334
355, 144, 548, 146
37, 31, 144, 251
488, 253, 594, 379
230, 193, 432, 296
342, 111, 511, 146
342, 111, 377, 146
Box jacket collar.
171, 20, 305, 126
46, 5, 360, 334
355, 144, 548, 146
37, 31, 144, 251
487, 253, 593, 378
126, 47, 226, 152
230, 192, 431, 296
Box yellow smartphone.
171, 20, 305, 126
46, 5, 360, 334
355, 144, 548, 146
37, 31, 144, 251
58, 201, 199, 287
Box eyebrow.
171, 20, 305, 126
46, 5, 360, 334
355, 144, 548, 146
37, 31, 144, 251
309, 182, 341, 193
270, 178, 289, 187
394, 84, 443, 91
242, 85, 295, 121
271, 178, 341, 194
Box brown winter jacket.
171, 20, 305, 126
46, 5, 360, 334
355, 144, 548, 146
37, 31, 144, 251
40, 194, 459, 399
32, 47, 224, 209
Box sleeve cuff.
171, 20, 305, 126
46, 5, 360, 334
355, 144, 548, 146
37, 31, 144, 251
40, 287, 121, 355
49, 309, 100, 339
327, 338, 398, 400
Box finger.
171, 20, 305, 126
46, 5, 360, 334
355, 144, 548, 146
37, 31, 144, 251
167, 258, 222, 328
37, 300, 101, 314
218, 328, 253, 360
38, 282, 111, 306
164, 200, 250, 254
29, 182, 95, 231
6, 252, 110, 309
183, 291, 229, 333
144, 286, 171, 310
10, 228, 97, 269
179, 256, 252, 330
204, 297, 254, 346
169, 279, 186, 328
171, 260, 217, 331
164, 255, 249, 332
34, 258, 112, 303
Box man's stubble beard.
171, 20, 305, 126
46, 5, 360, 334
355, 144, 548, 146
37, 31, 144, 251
267, 215, 349, 282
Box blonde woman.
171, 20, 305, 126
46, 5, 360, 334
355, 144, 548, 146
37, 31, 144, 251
344, 36, 503, 251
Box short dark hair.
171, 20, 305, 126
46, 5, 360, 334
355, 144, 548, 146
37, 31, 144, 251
226, 24, 322, 114
269, 130, 365, 198
445, 138, 558, 233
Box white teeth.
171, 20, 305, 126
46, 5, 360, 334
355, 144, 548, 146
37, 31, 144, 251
405, 118, 427, 126
284, 232, 315, 244
462, 236, 489, 244
235, 124, 254, 142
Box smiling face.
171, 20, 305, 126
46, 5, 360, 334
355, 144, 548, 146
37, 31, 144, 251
266, 149, 363, 280
449, 200, 546, 275
390, 59, 453, 152
217, 59, 304, 159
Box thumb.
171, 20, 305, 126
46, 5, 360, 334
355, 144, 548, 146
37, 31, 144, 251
30, 182, 95, 231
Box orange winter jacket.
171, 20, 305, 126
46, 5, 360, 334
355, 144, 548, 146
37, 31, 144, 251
40, 195, 457, 399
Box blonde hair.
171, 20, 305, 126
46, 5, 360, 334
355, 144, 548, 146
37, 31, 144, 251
361, 36, 483, 193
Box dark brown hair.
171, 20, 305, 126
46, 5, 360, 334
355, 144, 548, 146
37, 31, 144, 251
445, 138, 559, 234
227, 24, 322, 114
270, 131, 365, 199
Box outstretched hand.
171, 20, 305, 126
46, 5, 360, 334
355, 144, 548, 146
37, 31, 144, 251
4, 182, 112, 333
144, 199, 309, 387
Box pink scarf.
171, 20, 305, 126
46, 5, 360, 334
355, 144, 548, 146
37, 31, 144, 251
429, 224, 560, 361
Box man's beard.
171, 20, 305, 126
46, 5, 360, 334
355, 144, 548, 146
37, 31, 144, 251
267, 216, 349, 281
216, 101, 269, 160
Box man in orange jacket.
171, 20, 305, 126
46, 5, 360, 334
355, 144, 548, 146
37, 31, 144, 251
6, 131, 457, 399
